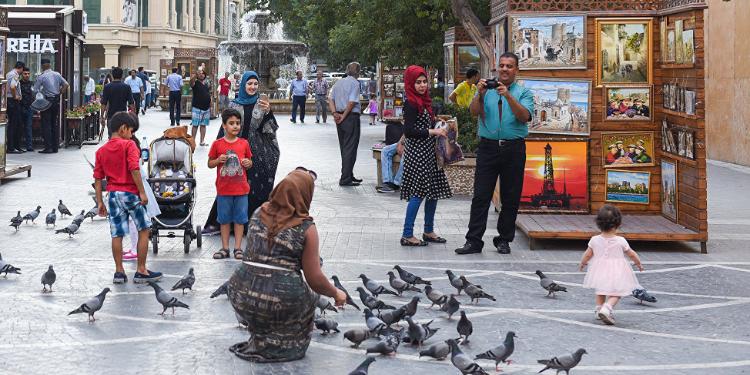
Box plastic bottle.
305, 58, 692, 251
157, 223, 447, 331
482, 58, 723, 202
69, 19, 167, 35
141, 136, 149, 162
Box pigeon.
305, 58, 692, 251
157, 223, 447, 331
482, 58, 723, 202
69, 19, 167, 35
344, 328, 373, 348
364, 308, 387, 334
316, 294, 339, 315
9, 219, 21, 231
72, 210, 86, 226
41, 265, 56, 293
401, 296, 420, 317
55, 222, 80, 237
366, 330, 402, 356
446, 270, 465, 295
68, 288, 111, 322
393, 265, 431, 285
10, 210, 23, 231
536, 270, 568, 298
348, 357, 376, 375
0, 253, 21, 276
538, 348, 587, 375
58, 200, 72, 217
314, 317, 340, 334
171, 268, 196, 294
357, 287, 395, 312
404, 316, 439, 346
23, 206, 41, 224
419, 341, 451, 360
441, 295, 461, 319
457, 311, 473, 344
425, 285, 448, 308
447, 338, 489, 374
147, 281, 190, 315
632, 288, 657, 304
475, 331, 517, 371
84, 206, 98, 222
210, 281, 229, 298
45, 209, 57, 227
377, 305, 406, 326
387, 271, 421, 295
332, 275, 361, 310
359, 274, 398, 297
461, 277, 496, 304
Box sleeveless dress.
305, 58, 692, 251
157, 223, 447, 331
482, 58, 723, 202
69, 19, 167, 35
582, 235, 640, 296
227, 212, 317, 362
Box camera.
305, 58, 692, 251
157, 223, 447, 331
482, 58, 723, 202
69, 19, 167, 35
484, 78, 499, 89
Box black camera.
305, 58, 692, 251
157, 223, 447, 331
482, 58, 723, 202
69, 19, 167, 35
484, 78, 499, 89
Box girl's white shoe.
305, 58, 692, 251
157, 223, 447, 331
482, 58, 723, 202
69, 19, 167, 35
597, 305, 615, 325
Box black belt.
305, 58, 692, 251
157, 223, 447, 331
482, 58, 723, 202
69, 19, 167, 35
480, 137, 524, 146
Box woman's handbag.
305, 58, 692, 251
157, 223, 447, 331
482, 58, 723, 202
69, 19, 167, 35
435, 117, 464, 168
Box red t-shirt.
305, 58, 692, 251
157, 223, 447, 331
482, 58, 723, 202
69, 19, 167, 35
93, 137, 141, 194
209, 137, 253, 196
219, 78, 232, 96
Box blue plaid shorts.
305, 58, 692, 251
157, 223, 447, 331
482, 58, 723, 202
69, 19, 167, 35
107, 191, 152, 238
191, 107, 210, 126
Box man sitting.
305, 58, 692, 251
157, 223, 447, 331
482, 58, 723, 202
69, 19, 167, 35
377, 136, 405, 193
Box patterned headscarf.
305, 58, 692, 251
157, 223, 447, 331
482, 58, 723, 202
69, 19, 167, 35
259, 169, 315, 244
233, 71, 260, 106
404, 65, 433, 119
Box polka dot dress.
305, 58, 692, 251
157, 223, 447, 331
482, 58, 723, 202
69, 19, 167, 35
400, 108, 453, 201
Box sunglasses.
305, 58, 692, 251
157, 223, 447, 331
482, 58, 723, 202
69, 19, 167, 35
295, 166, 318, 181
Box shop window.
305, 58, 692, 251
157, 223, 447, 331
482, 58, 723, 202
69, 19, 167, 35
83, 0, 100, 24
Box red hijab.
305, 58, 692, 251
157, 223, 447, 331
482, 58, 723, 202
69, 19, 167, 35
404, 65, 433, 119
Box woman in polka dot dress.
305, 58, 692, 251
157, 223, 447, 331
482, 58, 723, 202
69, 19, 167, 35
399, 65, 453, 246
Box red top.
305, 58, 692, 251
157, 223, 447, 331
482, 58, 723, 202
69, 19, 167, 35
219, 78, 232, 96
93, 138, 141, 194
209, 137, 253, 196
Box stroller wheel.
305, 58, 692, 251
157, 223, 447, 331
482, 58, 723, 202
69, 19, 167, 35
196, 225, 203, 248
183, 230, 191, 254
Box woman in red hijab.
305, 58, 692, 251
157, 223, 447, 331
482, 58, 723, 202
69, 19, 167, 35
399, 65, 453, 246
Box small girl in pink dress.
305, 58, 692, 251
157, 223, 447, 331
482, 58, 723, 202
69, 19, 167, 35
579, 205, 644, 325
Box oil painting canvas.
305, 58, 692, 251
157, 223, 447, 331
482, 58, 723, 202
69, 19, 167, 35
510, 14, 586, 70
521, 140, 588, 213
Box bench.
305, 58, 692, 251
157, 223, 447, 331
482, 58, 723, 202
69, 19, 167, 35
371, 148, 401, 188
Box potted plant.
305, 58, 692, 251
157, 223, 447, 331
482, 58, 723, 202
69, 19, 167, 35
442, 103, 479, 195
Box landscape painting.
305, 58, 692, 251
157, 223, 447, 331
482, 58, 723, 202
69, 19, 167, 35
520, 140, 589, 213
661, 159, 678, 221
605, 87, 651, 121
510, 14, 586, 70
596, 18, 652, 85
518, 78, 591, 136
680, 29, 695, 65
457, 46, 481, 76
601, 131, 655, 168
606, 170, 651, 205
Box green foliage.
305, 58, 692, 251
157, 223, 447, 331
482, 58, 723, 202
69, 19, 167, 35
95, 84, 103, 95
443, 103, 478, 155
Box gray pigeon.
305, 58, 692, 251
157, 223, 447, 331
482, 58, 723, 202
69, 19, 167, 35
538, 348, 587, 374
10, 211, 23, 231
344, 328, 373, 348
364, 308, 387, 334
447, 338, 489, 374
632, 288, 657, 304
84, 206, 98, 222
402, 296, 420, 317
357, 287, 395, 312
419, 341, 451, 360
393, 265, 431, 285
446, 270, 465, 295
0, 253, 21, 276
68, 287, 111, 322
475, 331, 517, 371
45, 209, 56, 227
72, 210, 86, 226
147, 281, 190, 315
314, 317, 340, 334
58, 200, 72, 217
404, 316, 439, 346
55, 222, 79, 237
536, 270, 568, 298
457, 311, 473, 344
425, 285, 448, 308
366, 336, 399, 356
387, 271, 421, 295
359, 274, 398, 297
461, 277, 496, 304
441, 295, 461, 319
316, 294, 339, 315
377, 305, 406, 326
348, 357, 376, 375
171, 268, 196, 294
41, 265, 56, 293
23, 206, 41, 224
210, 281, 229, 298
332, 275, 361, 310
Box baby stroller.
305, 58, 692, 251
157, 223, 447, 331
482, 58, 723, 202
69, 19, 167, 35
147, 136, 202, 254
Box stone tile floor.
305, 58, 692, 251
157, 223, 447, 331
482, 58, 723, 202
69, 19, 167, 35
1, 110, 749, 374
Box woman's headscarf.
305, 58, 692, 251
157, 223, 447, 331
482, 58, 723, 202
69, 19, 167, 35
259, 169, 315, 244
233, 71, 260, 106
404, 65, 433, 119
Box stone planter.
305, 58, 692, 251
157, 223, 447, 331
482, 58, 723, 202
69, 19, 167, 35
444, 156, 476, 196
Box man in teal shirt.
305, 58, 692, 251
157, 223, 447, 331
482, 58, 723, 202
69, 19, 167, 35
456, 52, 534, 255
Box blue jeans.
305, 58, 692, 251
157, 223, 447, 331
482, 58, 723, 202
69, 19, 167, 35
21, 106, 34, 150
402, 197, 437, 238
381, 143, 404, 186
84, 94, 92, 103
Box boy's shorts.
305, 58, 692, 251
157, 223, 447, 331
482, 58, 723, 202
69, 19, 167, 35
217, 195, 249, 225
108, 191, 152, 238
191, 107, 210, 126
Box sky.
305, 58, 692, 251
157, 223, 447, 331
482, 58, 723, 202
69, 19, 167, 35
519, 79, 590, 104
522, 141, 588, 201
516, 16, 586, 37
607, 170, 650, 185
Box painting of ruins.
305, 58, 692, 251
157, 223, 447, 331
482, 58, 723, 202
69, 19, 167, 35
510, 14, 586, 70
596, 18, 652, 86
518, 78, 591, 136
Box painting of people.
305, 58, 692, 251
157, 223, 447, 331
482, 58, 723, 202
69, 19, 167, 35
605, 87, 651, 121
601, 132, 655, 168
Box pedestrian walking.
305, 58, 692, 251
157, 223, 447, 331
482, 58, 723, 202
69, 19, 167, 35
124, 70, 144, 116
5, 61, 24, 154
100, 67, 135, 138
137, 67, 150, 114
34, 59, 69, 154
366, 94, 378, 125
190, 69, 212, 146
311, 70, 329, 123
19, 67, 35, 152
289, 70, 307, 123
84, 75, 96, 103
218, 72, 232, 110
328, 62, 363, 186
166, 67, 183, 126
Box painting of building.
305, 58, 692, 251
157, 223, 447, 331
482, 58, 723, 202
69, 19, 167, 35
606, 170, 651, 204
519, 78, 591, 136
511, 15, 586, 69
596, 18, 652, 85
661, 159, 678, 221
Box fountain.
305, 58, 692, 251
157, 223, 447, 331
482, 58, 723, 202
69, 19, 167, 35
218, 11, 309, 99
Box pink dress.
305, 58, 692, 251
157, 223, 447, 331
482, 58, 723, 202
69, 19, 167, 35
582, 235, 640, 296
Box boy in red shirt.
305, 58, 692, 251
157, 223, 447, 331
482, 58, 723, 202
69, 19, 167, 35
94, 112, 162, 284
218, 72, 232, 110
209, 108, 253, 259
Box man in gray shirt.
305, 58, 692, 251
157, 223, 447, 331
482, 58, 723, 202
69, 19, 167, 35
328, 62, 362, 186
34, 58, 69, 154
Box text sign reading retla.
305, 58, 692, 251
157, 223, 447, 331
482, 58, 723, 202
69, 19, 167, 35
7, 35, 57, 54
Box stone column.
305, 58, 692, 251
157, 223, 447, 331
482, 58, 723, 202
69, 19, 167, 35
208, 0, 214, 35
170, 0, 177, 29
103, 44, 120, 68
182, 0, 189, 31
193, 0, 199, 32
186, 0, 192, 31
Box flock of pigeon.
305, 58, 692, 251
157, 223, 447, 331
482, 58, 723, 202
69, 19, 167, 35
8, 199, 98, 237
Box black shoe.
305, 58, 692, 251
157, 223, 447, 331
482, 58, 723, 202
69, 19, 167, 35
26, 148, 34, 152
291, 119, 296, 123
386, 182, 400, 190
376, 185, 395, 193
352, 177, 363, 183
38, 149, 54, 154
339, 181, 361, 187
455, 242, 482, 255
316, 120, 320, 123
494, 238, 511, 254
7, 149, 21, 154
16, 149, 26, 153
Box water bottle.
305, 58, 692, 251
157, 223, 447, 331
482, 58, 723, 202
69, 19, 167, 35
141, 136, 150, 162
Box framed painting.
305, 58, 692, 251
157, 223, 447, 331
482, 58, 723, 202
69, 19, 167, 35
601, 131, 655, 168
604, 86, 652, 121
510, 14, 586, 70
457, 45, 481, 76
520, 139, 589, 213
681, 29, 695, 65
666, 30, 676, 62
675, 20, 684, 64
518, 78, 591, 136
661, 159, 678, 222
660, 18, 667, 63
596, 18, 653, 86
606, 170, 651, 205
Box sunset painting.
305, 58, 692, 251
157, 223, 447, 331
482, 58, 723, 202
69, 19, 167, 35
520, 140, 589, 213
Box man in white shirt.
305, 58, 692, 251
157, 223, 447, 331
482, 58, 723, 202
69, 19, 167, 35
124, 69, 144, 116
84, 75, 95, 103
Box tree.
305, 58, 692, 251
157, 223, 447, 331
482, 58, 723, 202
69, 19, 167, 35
450, 0, 493, 76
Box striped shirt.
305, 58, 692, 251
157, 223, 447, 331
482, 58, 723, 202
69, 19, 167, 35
34, 69, 68, 96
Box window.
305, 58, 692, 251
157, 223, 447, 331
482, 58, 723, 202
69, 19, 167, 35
199, 0, 206, 33
215, 0, 222, 34
176, 0, 183, 30
26, 0, 72, 4
83, 0, 100, 24
0, 1, 17, 5
140, 0, 149, 27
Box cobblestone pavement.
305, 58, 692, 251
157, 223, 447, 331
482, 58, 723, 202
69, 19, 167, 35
1, 110, 750, 374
